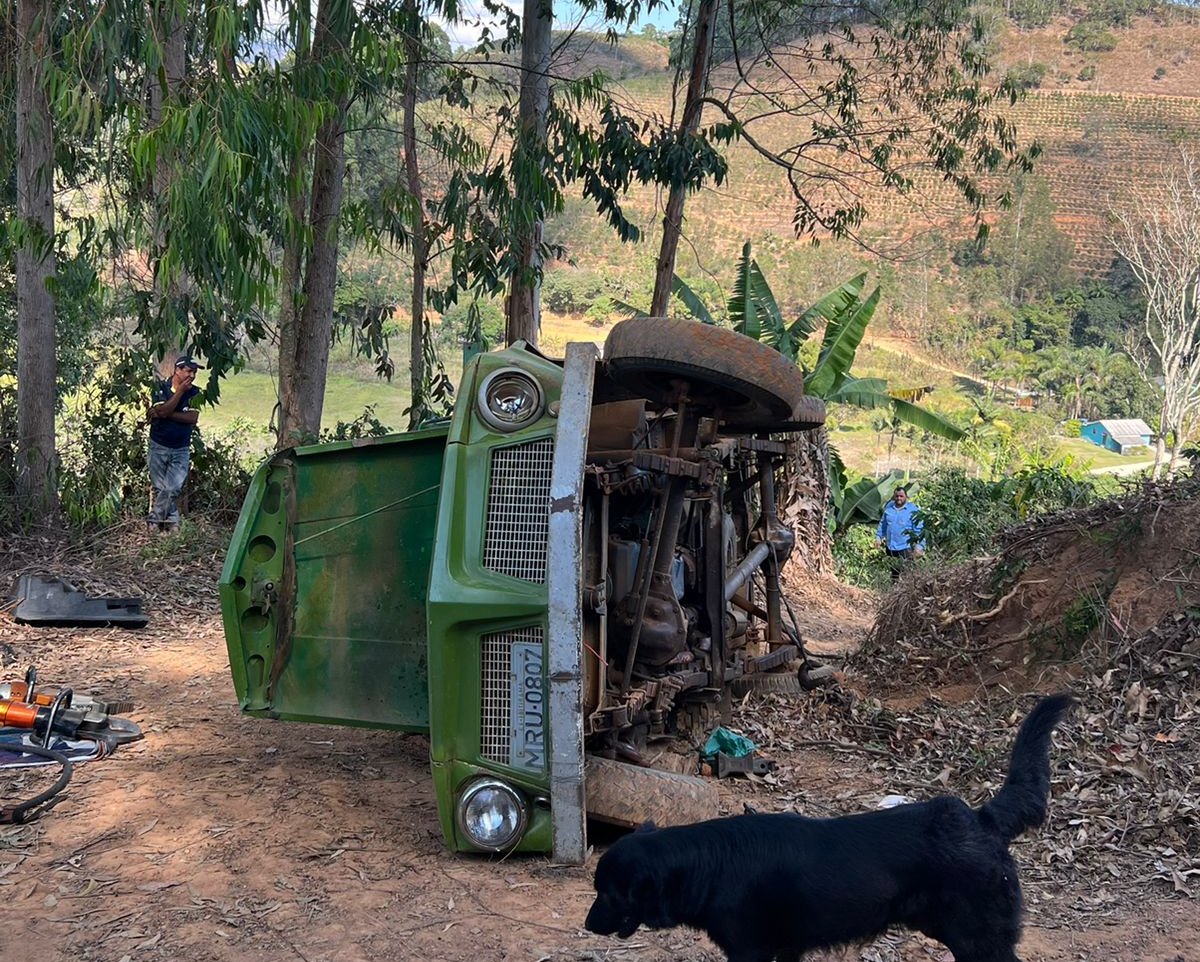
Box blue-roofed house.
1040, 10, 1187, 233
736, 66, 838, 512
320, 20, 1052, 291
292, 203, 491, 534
1080, 418, 1154, 454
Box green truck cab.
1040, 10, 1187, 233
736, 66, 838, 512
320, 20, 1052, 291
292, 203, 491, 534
221, 319, 826, 862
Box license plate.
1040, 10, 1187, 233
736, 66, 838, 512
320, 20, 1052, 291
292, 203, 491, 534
510, 641, 546, 771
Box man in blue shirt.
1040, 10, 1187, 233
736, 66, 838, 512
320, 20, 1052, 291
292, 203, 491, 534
146, 355, 202, 531
876, 486, 924, 581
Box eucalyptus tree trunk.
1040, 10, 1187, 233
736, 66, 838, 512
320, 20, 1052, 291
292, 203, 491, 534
403, 0, 427, 425
505, 0, 551, 346
15, 0, 58, 522
276, 148, 309, 449
147, 0, 188, 370
277, 0, 350, 446
650, 0, 718, 318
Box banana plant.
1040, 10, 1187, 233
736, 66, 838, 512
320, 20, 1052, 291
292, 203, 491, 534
722, 242, 963, 444
616, 241, 965, 526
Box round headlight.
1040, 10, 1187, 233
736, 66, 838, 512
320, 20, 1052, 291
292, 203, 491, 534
477, 368, 545, 432
455, 778, 528, 852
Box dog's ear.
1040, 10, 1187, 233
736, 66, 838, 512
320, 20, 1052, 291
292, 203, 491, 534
635, 820, 657, 833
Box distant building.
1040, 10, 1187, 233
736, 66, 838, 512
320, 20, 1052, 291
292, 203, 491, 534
1080, 418, 1154, 454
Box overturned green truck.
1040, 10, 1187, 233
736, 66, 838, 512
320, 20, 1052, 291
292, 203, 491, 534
220, 318, 826, 862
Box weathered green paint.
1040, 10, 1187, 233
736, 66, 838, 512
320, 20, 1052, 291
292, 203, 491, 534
220, 344, 569, 854
426, 347, 565, 851
220, 427, 449, 732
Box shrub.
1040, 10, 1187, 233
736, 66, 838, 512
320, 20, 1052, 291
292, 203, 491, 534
1077, 64, 1097, 81
586, 295, 617, 326
1065, 21, 1118, 53
440, 298, 504, 348
1063, 419, 1083, 438
832, 524, 894, 591
541, 270, 606, 315
319, 405, 395, 442
1005, 62, 1048, 91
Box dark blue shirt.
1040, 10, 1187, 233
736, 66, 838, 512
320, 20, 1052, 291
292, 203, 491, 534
149, 380, 200, 449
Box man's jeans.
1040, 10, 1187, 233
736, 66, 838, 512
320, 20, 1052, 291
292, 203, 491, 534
148, 440, 191, 525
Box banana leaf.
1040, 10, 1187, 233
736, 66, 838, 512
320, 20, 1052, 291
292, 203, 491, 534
611, 298, 650, 318
671, 275, 715, 325
806, 284, 881, 398
826, 377, 892, 408
889, 397, 965, 441
785, 272, 866, 360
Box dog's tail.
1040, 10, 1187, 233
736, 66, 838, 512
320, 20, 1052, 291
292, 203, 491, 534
979, 694, 1074, 842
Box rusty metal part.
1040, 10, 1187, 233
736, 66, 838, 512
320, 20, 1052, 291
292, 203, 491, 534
704, 486, 727, 691
756, 453, 785, 643
632, 451, 705, 480
619, 398, 692, 689
714, 752, 776, 778
724, 541, 770, 603
742, 644, 799, 674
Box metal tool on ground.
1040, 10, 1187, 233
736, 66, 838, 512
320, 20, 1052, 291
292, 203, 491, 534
0, 669, 144, 824
715, 752, 776, 778
12, 575, 148, 628
0, 688, 142, 753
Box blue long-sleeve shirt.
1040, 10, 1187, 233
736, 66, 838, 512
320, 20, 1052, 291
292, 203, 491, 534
877, 500, 924, 551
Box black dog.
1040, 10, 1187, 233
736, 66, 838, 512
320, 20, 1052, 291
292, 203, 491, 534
585, 694, 1073, 962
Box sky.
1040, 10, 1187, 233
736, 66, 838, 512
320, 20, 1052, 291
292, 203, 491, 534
260, 0, 682, 51
441, 0, 681, 47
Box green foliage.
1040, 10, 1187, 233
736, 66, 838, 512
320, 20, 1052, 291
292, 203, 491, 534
913, 461, 1095, 563
710, 243, 964, 443
832, 524, 894, 591
834, 471, 913, 533
1063, 419, 1082, 438
955, 175, 1074, 305
541, 270, 608, 315
319, 405, 395, 442
1065, 21, 1119, 52
1005, 62, 1048, 91
440, 298, 504, 348
1009, 0, 1069, 28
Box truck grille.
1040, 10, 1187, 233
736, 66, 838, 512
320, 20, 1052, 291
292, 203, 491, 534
480, 626, 543, 766
483, 438, 553, 582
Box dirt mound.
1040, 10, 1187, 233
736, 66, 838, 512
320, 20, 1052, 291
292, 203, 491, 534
836, 477, 1200, 904
866, 475, 1200, 686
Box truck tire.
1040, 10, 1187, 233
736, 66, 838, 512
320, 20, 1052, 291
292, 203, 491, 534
726, 394, 827, 434
604, 317, 810, 425
585, 755, 719, 828
730, 672, 804, 697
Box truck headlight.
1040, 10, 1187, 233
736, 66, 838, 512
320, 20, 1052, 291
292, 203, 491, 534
477, 368, 544, 432
456, 778, 528, 851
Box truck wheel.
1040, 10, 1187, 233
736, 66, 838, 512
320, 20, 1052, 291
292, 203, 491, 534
604, 317, 810, 425
726, 395, 827, 434
585, 755, 719, 828
730, 672, 804, 697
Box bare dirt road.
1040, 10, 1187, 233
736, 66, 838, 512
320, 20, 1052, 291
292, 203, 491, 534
1, 526, 1195, 962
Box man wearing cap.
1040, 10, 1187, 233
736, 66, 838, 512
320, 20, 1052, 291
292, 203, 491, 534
146, 355, 203, 531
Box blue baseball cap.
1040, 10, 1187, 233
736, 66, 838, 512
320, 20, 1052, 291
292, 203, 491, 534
175, 354, 204, 370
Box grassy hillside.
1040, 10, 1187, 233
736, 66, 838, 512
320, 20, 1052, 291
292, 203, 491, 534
205, 11, 1192, 476
548, 13, 1200, 280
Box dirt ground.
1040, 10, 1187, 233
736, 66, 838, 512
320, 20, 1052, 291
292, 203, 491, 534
1, 525, 1197, 962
